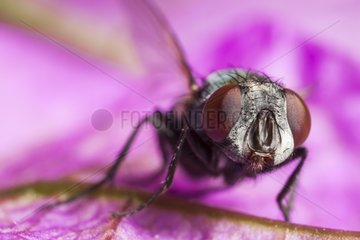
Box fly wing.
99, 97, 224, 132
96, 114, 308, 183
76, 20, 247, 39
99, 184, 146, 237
116, 0, 196, 102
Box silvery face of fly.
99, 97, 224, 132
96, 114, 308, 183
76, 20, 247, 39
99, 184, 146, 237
201, 69, 309, 173
225, 73, 293, 169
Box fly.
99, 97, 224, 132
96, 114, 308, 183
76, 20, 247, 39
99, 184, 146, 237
46, 0, 311, 222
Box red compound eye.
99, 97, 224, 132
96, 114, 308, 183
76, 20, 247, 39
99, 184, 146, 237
284, 88, 311, 147
202, 84, 241, 142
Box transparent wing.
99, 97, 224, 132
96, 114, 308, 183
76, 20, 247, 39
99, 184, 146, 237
118, 0, 195, 87
0, 0, 194, 196
101, 0, 198, 105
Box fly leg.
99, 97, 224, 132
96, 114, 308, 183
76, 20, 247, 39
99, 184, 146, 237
112, 125, 189, 217
275, 147, 308, 221
41, 113, 162, 210
125, 111, 175, 185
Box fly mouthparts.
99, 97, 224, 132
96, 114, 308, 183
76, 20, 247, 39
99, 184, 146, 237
247, 151, 275, 172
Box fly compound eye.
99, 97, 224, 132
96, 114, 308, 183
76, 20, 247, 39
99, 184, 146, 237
202, 84, 241, 142
284, 88, 311, 147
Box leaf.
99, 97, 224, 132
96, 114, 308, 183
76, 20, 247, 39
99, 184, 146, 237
1, 182, 359, 239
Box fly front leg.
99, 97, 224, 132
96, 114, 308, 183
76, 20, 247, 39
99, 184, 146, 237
275, 147, 308, 221
112, 125, 189, 217
124, 110, 176, 185
41, 112, 165, 210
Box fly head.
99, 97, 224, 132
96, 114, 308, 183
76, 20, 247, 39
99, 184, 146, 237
202, 69, 311, 173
